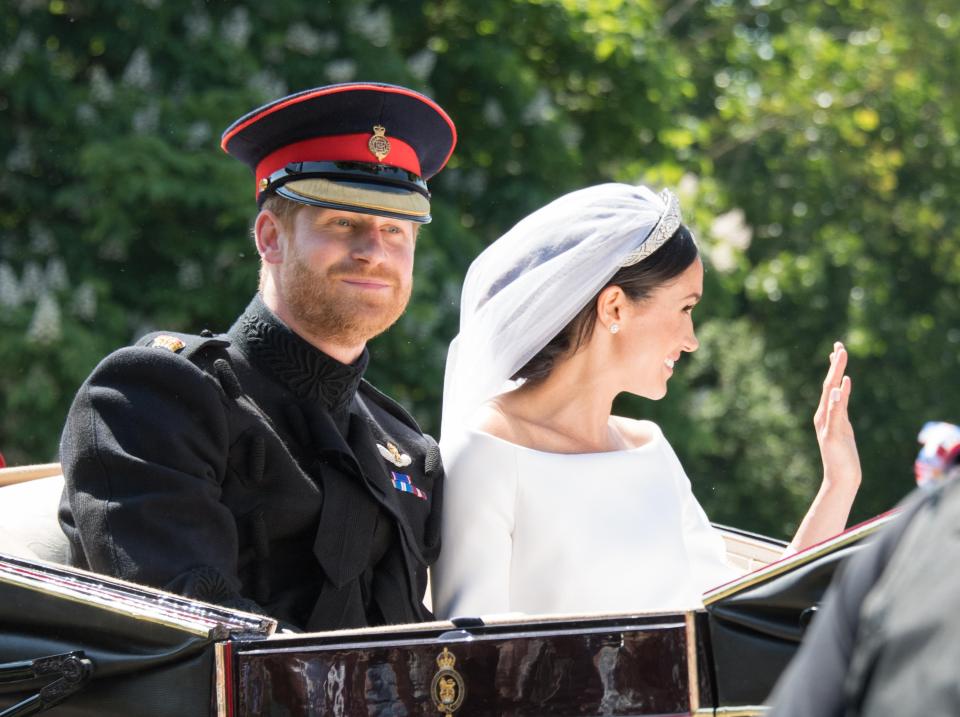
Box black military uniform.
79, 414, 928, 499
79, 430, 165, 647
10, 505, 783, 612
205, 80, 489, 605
59, 83, 457, 631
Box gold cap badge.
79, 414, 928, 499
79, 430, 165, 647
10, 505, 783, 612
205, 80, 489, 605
150, 335, 186, 353
368, 125, 391, 162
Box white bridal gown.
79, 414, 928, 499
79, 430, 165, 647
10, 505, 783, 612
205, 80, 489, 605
432, 422, 742, 618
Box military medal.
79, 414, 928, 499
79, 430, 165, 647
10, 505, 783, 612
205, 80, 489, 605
368, 124, 391, 162
377, 441, 412, 468
391, 471, 427, 500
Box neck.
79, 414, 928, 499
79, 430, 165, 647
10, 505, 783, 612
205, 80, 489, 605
507, 348, 622, 452
260, 286, 365, 365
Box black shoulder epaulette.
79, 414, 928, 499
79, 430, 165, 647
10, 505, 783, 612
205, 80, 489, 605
137, 330, 231, 362
358, 379, 422, 433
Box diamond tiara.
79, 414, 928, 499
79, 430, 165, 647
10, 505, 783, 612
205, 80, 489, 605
620, 189, 683, 267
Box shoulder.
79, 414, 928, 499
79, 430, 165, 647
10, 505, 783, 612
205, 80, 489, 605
442, 428, 520, 478
612, 417, 687, 480
439, 430, 520, 519
135, 330, 232, 365
471, 401, 525, 445
62, 332, 238, 460
611, 416, 663, 449
89, 330, 230, 378
76, 330, 236, 408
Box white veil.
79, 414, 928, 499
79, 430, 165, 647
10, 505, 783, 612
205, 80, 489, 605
441, 182, 682, 442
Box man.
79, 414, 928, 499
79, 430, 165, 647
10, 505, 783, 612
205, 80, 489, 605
58, 83, 457, 631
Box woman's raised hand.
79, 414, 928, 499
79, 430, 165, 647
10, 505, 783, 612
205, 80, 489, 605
813, 341, 862, 494
788, 341, 862, 553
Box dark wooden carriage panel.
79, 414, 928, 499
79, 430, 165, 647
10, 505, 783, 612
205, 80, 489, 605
228, 613, 708, 716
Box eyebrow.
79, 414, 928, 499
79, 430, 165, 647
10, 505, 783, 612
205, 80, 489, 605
682, 292, 702, 301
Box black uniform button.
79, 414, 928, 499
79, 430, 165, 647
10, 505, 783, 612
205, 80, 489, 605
200, 328, 214, 337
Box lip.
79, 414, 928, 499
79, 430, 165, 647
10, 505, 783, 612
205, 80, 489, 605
341, 278, 391, 289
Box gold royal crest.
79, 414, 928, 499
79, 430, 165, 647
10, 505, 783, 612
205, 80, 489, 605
430, 647, 465, 715
368, 124, 391, 162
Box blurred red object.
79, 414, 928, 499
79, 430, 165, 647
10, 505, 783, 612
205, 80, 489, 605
915, 421, 960, 486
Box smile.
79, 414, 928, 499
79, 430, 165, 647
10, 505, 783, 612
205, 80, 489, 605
664, 358, 675, 369
341, 278, 391, 289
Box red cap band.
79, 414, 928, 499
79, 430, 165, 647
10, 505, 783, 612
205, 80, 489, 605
255, 134, 422, 196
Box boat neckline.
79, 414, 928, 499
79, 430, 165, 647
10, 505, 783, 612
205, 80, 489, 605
462, 421, 663, 457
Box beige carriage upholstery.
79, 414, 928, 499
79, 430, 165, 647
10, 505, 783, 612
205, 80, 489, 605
719, 527, 785, 573
0, 463, 70, 564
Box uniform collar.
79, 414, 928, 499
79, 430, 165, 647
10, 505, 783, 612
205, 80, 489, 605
229, 294, 369, 415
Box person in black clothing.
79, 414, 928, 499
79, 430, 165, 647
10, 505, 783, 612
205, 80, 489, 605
58, 83, 457, 631
767, 421, 960, 716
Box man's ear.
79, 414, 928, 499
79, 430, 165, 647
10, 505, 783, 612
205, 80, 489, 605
255, 210, 286, 265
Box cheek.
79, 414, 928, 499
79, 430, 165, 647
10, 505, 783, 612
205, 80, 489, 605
289, 237, 326, 265
614, 332, 655, 368
312, 242, 359, 274
394, 245, 416, 277
617, 322, 669, 369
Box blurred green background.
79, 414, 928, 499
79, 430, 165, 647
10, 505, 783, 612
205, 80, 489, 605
2, 0, 958, 540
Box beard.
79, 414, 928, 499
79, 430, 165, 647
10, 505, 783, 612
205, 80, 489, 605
280, 252, 412, 348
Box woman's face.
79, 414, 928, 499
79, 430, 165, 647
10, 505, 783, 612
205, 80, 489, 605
613, 257, 703, 400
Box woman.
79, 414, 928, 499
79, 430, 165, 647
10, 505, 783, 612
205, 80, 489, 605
432, 183, 860, 617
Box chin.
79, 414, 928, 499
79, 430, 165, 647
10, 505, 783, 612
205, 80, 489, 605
628, 384, 668, 401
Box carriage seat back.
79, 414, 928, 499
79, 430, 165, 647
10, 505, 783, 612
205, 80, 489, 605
0, 468, 69, 565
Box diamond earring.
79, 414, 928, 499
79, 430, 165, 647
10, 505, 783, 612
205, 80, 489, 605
610, 323, 620, 335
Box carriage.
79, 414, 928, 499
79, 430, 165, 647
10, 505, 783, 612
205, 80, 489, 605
0, 463, 891, 716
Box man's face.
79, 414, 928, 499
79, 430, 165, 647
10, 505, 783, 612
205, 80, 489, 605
278, 206, 416, 349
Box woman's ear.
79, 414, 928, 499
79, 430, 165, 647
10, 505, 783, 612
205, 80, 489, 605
596, 285, 625, 331
254, 210, 286, 265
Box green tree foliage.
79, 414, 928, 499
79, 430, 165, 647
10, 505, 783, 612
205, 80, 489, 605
1, 0, 957, 538
670, 0, 960, 521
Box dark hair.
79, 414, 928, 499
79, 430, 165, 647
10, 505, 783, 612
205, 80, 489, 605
512, 224, 699, 383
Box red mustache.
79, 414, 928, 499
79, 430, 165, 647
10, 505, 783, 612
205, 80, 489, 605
327, 263, 401, 286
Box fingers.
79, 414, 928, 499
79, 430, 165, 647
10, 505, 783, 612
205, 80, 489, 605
823, 341, 848, 391
830, 374, 851, 410
815, 341, 850, 432
822, 375, 853, 439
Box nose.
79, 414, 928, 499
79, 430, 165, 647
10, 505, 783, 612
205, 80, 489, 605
683, 324, 699, 353
350, 221, 388, 264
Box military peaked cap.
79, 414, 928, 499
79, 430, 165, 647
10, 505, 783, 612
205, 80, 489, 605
221, 82, 457, 223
